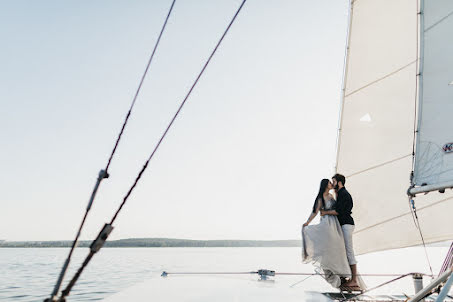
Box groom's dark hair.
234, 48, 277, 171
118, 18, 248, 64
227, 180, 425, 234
332, 173, 346, 186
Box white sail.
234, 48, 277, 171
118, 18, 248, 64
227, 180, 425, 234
413, 0, 453, 189
336, 0, 453, 254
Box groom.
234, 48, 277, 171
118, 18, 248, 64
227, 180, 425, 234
321, 173, 359, 289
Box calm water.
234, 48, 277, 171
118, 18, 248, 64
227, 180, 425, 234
1, 247, 451, 301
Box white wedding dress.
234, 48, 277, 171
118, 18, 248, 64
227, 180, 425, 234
301, 197, 352, 288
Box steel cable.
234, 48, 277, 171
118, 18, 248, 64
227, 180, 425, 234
58, 1, 247, 300
47, 1, 176, 301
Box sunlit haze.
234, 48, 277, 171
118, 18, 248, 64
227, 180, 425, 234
1, 0, 349, 241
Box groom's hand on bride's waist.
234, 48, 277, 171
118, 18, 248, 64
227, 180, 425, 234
321, 210, 339, 216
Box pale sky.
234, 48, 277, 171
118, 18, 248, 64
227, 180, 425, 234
0, 0, 349, 241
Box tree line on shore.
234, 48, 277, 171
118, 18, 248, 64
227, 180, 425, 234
0, 238, 301, 248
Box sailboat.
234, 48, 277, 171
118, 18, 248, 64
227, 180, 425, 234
101, 0, 453, 300
48, 0, 453, 301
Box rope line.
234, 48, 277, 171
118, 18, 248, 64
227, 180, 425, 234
59, 1, 247, 300
439, 242, 453, 276
289, 274, 314, 288
162, 272, 249, 276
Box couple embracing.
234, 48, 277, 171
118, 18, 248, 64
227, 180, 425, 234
301, 173, 366, 291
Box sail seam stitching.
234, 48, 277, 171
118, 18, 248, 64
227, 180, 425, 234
344, 60, 417, 98
355, 196, 453, 234
425, 10, 453, 33
346, 154, 412, 178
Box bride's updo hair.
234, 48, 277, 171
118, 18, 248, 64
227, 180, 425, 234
312, 179, 329, 213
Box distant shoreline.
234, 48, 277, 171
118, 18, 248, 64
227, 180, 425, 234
0, 239, 449, 248
0, 238, 301, 248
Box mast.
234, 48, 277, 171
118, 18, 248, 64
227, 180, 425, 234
334, 0, 354, 173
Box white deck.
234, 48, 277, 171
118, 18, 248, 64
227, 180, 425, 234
101, 273, 333, 302
101, 273, 452, 302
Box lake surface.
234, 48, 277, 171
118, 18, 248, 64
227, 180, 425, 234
1, 246, 451, 301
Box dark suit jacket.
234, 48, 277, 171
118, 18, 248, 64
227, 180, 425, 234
335, 187, 354, 226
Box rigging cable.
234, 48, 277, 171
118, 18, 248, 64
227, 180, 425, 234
104, 0, 177, 173
408, 197, 435, 278
57, 1, 247, 301
289, 274, 314, 288
404, 2, 434, 281
46, 1, 176, 301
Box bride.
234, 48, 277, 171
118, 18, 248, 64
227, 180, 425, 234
301, 179, 352, 288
